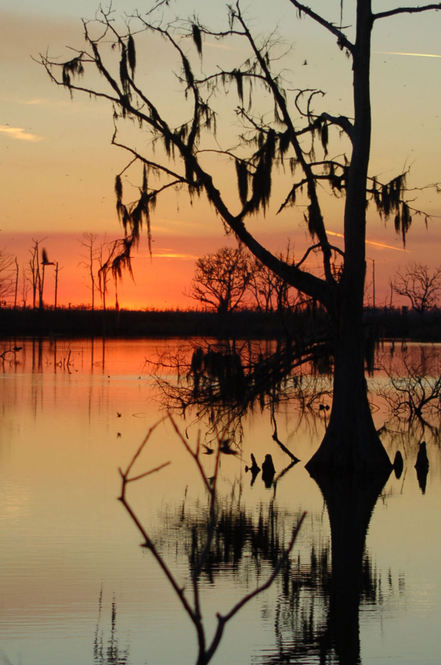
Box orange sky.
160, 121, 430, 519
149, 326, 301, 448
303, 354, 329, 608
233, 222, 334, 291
1, 1, 441, 309
3, 219, 440, 310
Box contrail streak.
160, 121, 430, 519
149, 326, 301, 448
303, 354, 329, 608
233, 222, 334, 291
327, 230, 409, 252
376, 50, 441, 59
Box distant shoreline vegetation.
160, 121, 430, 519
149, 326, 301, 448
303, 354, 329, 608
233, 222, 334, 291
1, 306, 441, 342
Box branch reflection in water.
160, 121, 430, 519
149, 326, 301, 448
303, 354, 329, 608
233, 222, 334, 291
93, 590, 129, 665
118, 414, 306, 665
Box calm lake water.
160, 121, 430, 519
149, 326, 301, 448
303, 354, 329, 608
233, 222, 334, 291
1, 338, 440, 665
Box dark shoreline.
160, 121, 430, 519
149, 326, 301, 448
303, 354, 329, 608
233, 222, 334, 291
1, 306, 441, 342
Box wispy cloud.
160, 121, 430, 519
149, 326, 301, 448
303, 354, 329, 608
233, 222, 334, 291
154, 249, 198, 260
376, 50, 441, 59
22, 98, 72, 108
24, 98, 48, 106
0, 124, 42, 142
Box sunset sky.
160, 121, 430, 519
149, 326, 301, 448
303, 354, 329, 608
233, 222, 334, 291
1, 0, 440, 309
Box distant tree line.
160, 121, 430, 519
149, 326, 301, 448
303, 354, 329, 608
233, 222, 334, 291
2, 235, 441, 316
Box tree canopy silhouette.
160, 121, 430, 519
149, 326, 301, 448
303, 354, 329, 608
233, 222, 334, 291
190, 246, 250, 313
40, 0, 441, 475
392, 263, 441, 312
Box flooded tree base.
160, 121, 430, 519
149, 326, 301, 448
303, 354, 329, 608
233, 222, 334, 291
306, 414, 392, 479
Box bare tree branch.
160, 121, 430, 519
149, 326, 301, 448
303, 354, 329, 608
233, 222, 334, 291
288, 0, 354, 52
374, 3, 441, 21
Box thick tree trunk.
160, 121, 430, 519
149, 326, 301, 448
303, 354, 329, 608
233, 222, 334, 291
306, 326, 391, 476
307, 1, 391, 477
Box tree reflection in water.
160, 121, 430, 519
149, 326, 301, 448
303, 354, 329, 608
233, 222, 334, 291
376, 346, 441, 495
378, 347, 441, 439
134, 340, 431, 663
158, 470, 392, 665
163, 493, 303, 585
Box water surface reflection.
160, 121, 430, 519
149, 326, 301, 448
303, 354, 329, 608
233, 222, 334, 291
0, 339, 440, 665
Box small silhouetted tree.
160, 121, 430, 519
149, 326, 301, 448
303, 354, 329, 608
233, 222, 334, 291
80, 232, 98, 311
13, 257, 19, 309
97, 241, 116, 312
41, 0, 441, 475
39, 247, 55, 310
246, 246, 310, 313
190, 246, 250, 313
0, 248, 14, 305
97, 237, 132, 311
54, 261, 61, 309
28, 241, 38, 309
247, 256, 290, 312
392, 263, 441, 312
